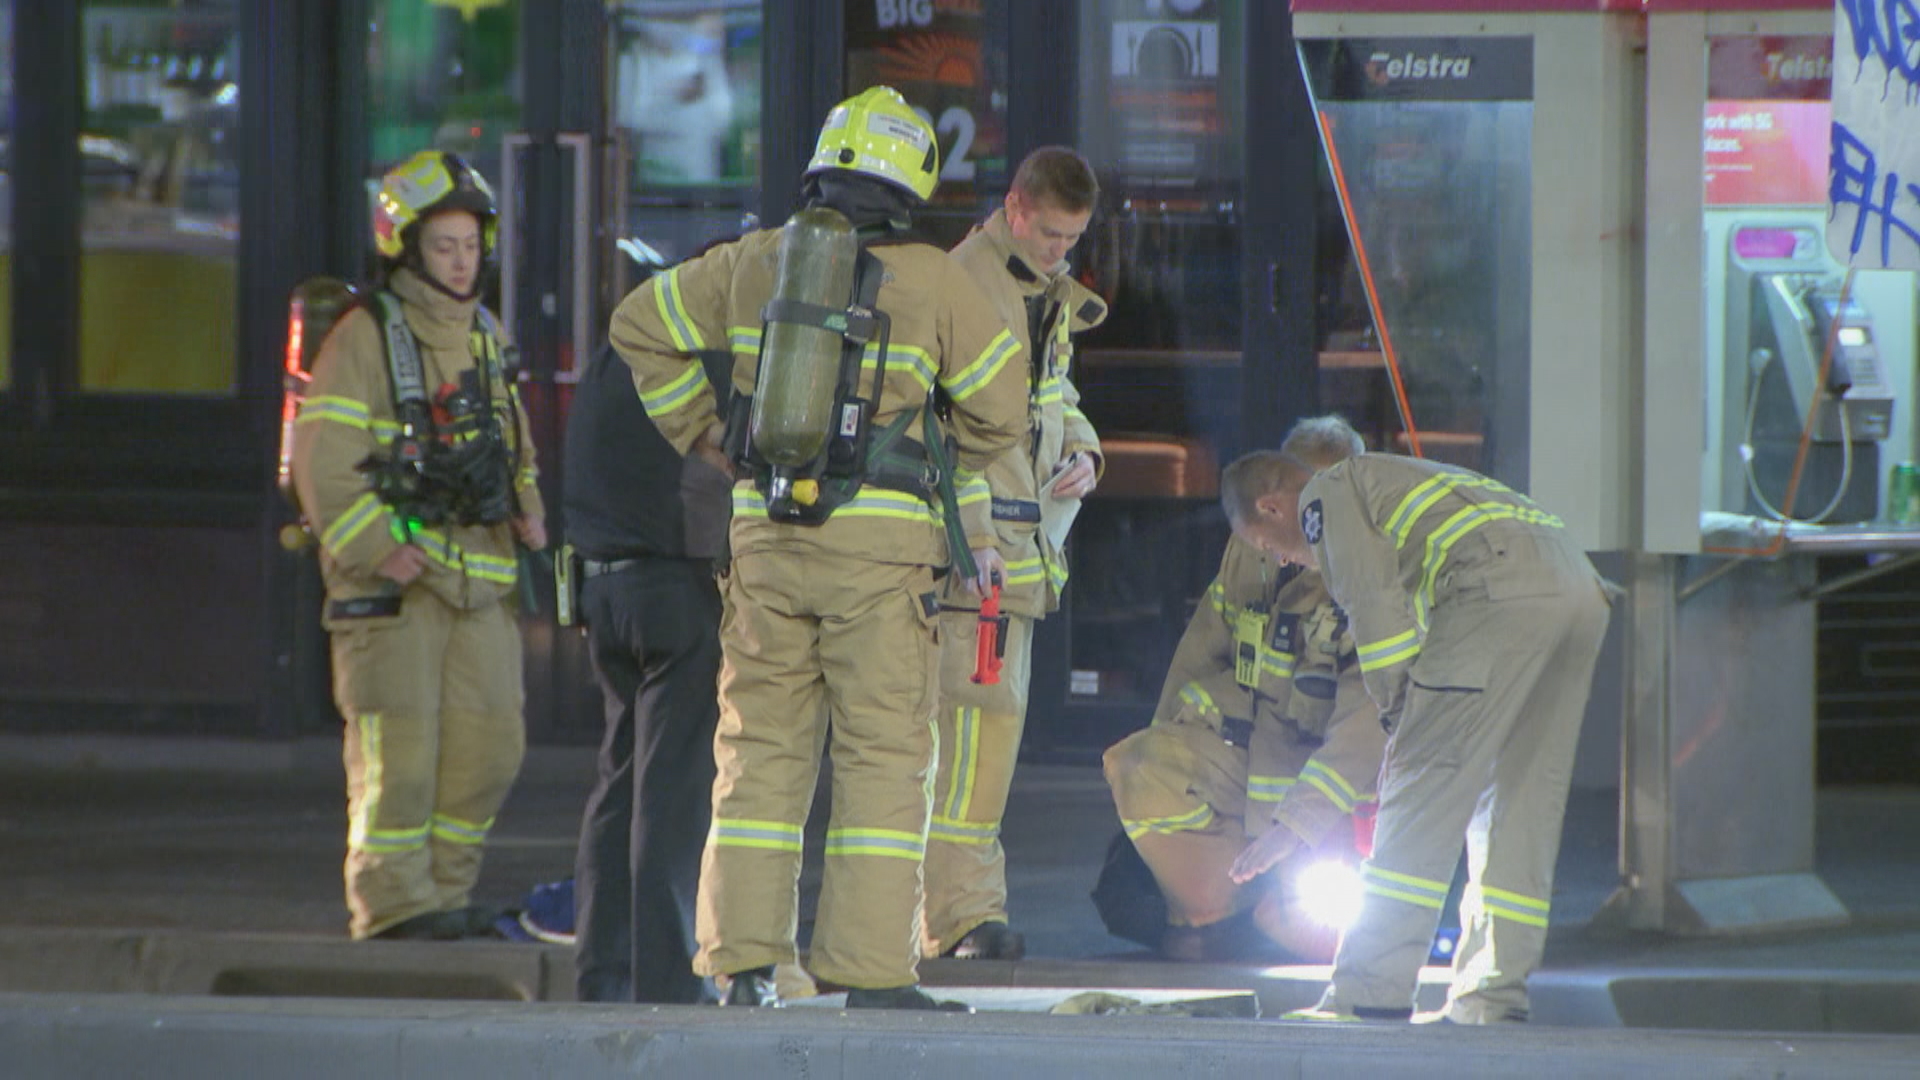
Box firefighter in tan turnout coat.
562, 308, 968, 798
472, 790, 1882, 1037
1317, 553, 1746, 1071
1223, 450, 1610, 1025
922, 147, 1109, 962
292, 150, 545, 942
611, 87, 1027, 1011
1106, 417, 1385, 962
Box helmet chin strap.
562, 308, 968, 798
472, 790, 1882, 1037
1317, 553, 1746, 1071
406, 251, 483, 303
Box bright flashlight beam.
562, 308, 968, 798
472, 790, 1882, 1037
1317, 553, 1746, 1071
1296, 861, 1364, 930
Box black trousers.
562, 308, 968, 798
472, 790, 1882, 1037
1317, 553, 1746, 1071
573, 558, 723, 1004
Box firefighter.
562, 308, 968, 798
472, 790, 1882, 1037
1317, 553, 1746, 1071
922, 147, 1108, 962
610, 86, 1027, 1010
1104, 417, 1384, 962
1222, 450, 1611, 1024
291, 150, 545, 941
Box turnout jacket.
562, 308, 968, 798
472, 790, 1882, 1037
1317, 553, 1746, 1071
611, 226, 1028, 568
946, 209, 1107, 617
1152, 537, 1386, 847
292, 268, 543, 618
1300, 453, 1597, 724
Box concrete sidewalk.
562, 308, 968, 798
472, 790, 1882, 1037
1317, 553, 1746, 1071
1, 737, 1917, 1076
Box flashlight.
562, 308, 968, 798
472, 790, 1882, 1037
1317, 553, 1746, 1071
1295, 859, 1364, 930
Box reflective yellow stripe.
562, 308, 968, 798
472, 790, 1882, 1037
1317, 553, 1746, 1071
711, 818, 804, 853
1479, 884, 1551, 926
1414, 503, 1566, 627
1299, 760, 1360, 814
957, 475, 991, 508
824, 826, 926, 860
1033, 376, 1064, 406
730, 326, 761, 357
944, 707, 982, 820
653, 266, 707, 352
1122, 804, 1215, 840
1362, 864, 1449, 910
1261, 649, 1297, 680
943, 329, 1019, 402
429, 812, 493, 846
1247, 775, 1295, 803
346, 714, 431, 854
1177, 683, 1219, 718
1358, 628, 1420, 673
1385, 472, 1516, 547
861, 341, 938, 393
1209, 583, 1230, 616
730, 486, 938, 525
639, 362, 710, 419
296, 395, 372, 430
1063, 404, 1089, 424
1047, 558, 1070, 590
929, 816, 999, 845
1002, 557, 1046, 586
321, 493, 390, 556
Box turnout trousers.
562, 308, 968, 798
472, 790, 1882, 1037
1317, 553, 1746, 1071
573, 558, 722, 1004
331, 591, 527, 940
1324, 560, 1610, 1023
694, 549, 942, 990
922, 609, 1033, 955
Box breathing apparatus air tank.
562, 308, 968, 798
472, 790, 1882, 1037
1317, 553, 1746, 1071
751, 206, 860, 512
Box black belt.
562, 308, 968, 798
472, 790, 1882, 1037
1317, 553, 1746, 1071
581, 557, 642, 578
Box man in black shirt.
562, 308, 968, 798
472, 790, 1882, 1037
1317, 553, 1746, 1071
566, 262, 732, 1003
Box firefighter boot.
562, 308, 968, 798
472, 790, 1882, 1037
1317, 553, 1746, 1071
845, 985, 975, 1012
946, 921, 1026, 960
722, 966, 781, 1007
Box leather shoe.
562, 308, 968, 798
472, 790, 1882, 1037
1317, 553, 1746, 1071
845, 984, 973, 1012
722, 966, 780, 1007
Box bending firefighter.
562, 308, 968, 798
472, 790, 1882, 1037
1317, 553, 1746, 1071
923, 147, 1109, 962
1223, 448, 1610, 1024
1104, 417, 1384, 962
290, 150, 546, 940
611, 86, 1027, 1010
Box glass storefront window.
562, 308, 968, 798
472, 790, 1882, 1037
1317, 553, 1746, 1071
1066, 0, 1243, 711
1300, 36, 1534, 480
368, 0, 521, 187
843, 0, 1006, 248
78, 1, 239, 395
613, 1, 762, 264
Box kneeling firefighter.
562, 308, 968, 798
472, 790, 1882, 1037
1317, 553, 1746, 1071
610, 86, 1028, 1010
1101, 417, 1387, 962
288, 150, 546, 941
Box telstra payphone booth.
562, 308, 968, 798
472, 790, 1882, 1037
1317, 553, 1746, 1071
1294, 1, 1920, 935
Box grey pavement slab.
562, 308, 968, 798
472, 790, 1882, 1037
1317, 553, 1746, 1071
2, 736, 1919, 1043
4, 992, 1919, 1080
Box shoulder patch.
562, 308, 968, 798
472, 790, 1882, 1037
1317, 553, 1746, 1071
1301, 499, 1324, 546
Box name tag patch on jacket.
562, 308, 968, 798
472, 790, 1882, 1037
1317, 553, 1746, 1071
327, 595, 403, 621
990, 498, 1042, 523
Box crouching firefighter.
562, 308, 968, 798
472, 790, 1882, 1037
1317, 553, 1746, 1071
1101, 417, 1386, 963
287, 149, 546, 941
610, 86, 1028, 1011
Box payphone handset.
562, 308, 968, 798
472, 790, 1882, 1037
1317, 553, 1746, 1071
1750, 274, 1894, 444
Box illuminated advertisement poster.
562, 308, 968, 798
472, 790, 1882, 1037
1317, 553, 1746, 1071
1106, 0, 1225, 207
844, 0, 1007, 209
1704, 36, 1831, 207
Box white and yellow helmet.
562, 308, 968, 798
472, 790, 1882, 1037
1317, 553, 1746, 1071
805, 86, 940, 202
372, 150, 498, 261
